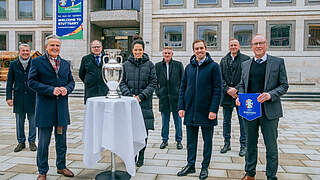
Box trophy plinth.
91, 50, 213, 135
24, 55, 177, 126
102, 49, 123, 99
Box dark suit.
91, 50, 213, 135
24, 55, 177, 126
6, 58, 36, 143
237, 54, 288, 179
28, 54, 75, 174
79, 53, 109, 103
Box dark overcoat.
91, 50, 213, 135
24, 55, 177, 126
79, 53, 109, 103
155, 59, 184, 112
120, 53, 157, 130
6, 58, 36, 113
178, 53, 222, 126
220, 51, 250, 107
28, 54, 75, 128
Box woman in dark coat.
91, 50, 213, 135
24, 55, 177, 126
119, 40, 157, 167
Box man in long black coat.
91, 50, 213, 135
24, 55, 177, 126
6, 44, 37, 152
79, 40, 109, 103
177, 40, 222, 180
219, 39, 250, 157
155, 46, 184, 150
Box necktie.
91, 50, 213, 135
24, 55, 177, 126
95, 56, 100, 66
256, 59, 263, 64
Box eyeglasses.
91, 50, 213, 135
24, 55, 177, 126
91, 46, 101, 49
252, 42, 266, 46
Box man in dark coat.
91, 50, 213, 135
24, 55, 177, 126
177, 40, 222, 180
236, 35, 288, 180
6, 44, 37, 152
28, 35, 75, 180
155, 46, 184, 150
219, 39, 250, 157
79, 40, 109, 103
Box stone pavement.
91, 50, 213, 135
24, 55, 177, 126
0, 97, 319, 180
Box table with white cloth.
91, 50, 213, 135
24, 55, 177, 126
83, 96, 147, 178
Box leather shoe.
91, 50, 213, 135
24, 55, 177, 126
220, 143, 231, 153
241, 174, 255, 180
57, 168, 74, 177
176, 141, 183, 150
160, 141, 168, 149
29, 142, 37, 151
37, 174, 46, 180
239, 146, 246, 157
14, 143, 25, 152
199, 167, 208, 179
177, 165, 195, 176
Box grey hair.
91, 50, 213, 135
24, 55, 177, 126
90, 40, 102, 47
45, 34, 61, 46
18, 43, 30, 51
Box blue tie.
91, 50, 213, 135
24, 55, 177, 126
95, 56, 100, 65
256, 59, 263, 64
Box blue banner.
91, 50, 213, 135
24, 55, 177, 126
56, 0, 83, 39
238, 93, 262, 121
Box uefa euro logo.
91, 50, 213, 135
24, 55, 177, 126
246, 99, 253, 109
59, 0, 67, 6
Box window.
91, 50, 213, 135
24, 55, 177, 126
305, 0, 320, 5
106, 0, 140, 11
195, 0, 220, 7
16, 32, 34, 50
17, 0, 34, 19
42, 31, 52, 53
0, 0, 7, 19
267, 21, 295, 50
267, 0, 295, 6
231, 22, 257, 47
304, 20, 320, 50
0, 32, 8, 50
231, 0, 257, 7
195, 22, 221, 50
43, 0, 53, 19
161, 0, 185, 8
160, 23, 186, 50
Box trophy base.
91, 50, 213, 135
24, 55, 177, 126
95, 170, 131, 180
106, 90, 121, 99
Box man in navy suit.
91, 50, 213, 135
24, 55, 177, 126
6, 44, 37, 152
28, 35, 75, 180
236, 34, 289, 180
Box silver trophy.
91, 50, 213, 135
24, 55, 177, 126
102, 49, 123, 98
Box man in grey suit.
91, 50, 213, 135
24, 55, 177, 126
236, 34, 289, 180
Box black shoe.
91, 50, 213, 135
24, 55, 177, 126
199, 167, 208, 179
136, 151, 145, 167
239, 146, 246, 157
29, 142, 37, 151
160, 141, 168, 149
220, 143, 231, 153
177, 165, 195, 176
14, 143, 25, 152
176, 141, 183, 150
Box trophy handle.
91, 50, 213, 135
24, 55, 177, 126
101, 55, 108, 86
116, 55, 123, 64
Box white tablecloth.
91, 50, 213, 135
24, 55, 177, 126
83, 96, 147, 176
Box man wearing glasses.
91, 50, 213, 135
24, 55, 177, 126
79, 40, 109, 103
236, 34, 289, 180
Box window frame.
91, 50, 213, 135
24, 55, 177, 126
16, 0, 35, 20
230, 0, 257, 7
195, 0, 221, 8
0, 0, 8, 20
42, 0, 53, 20
16, 31, 35, 50
194, 22, 221, 51
161, 0, 185, 9
304, 20, 320, 51
0, 31, 8, 51
266, 20, 296, 51
42, 31, 52, 53
305, 0, 320, 5
230, 21, 258, 49
160, 22, 186, 51
267, 0, 295, 6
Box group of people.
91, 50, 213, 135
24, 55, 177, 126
5, 34, 288, 180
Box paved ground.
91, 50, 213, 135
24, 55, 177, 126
0, 97, 319, 180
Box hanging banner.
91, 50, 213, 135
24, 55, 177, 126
238, 93, 262, 121
56, 0, 83, 39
